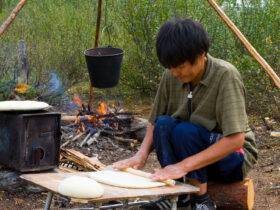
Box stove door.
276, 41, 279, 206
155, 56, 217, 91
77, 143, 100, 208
22, 113, 60, 171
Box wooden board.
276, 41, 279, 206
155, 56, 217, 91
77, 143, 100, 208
21, 171, 199, 203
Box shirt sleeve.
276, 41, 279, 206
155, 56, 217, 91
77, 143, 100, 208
216, 69, 248, 136
148, 70, 169, 124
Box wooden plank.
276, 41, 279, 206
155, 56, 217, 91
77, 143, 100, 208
20, 172, 199, 203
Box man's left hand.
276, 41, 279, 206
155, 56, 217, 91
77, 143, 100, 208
150, 164, 187, 181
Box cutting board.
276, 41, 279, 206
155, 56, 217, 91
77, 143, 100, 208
21, 171, 199, 203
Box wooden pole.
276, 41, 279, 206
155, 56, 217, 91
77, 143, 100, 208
94, 0, 103, 49
207, 0, 280, 89
0, 0, 27, 37
89, 0, 103, 108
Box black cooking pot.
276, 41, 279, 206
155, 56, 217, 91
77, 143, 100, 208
84, 46, 124, 88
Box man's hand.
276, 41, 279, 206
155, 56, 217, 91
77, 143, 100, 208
150, 164, 187, 181
113, 153, 148, 170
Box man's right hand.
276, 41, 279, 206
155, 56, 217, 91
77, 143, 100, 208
113, 123, 154, 170
112, 153, 148, 170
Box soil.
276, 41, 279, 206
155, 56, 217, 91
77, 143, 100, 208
0, 103, 279, 210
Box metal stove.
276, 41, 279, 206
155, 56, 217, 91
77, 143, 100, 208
0, 111, 61, 172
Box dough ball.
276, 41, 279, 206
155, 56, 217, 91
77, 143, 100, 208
58, 176, 104, 198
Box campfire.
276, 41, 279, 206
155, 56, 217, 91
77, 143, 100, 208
60, 95, 148, 162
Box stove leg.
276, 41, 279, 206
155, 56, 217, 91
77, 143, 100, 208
170, 196, 178, 210
44, 192, 54, 210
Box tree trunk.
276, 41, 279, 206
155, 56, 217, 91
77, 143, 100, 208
208, 178, 255, 210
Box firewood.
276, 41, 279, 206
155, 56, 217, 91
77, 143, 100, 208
61, 115, 82, 122
208, 178, 255, 210
114, 136, 138, 144
79, 132, 92, 147
60, 132, 85, 148
60, 148, 105, 171
86, 131, 101, 146
61, 113, 137, 123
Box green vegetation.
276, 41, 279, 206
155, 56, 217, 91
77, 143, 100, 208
0, 0, 279, 117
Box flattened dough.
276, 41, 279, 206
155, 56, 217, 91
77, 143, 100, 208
0, 100, 50, 111
89, 170, 165, 188
58, 176, 104, 198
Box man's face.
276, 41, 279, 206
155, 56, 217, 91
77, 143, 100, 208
170, 54, 206, 83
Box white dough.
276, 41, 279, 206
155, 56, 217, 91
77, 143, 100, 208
0, 100, 50, 111
58, 176, 104, 199
89, 170, 165, 189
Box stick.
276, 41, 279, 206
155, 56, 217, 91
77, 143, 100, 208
122, 168, 176, 186
79, 132, 92, 147
0, 0, 27, 37
86, 131, 101, 146
114, 136, 138, 144
207, 0, 280, 88
60, 132, 85, 148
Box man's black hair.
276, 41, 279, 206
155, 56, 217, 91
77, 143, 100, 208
156, 18, 210, 68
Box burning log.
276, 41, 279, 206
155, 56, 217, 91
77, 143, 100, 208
61, 113, 136, 123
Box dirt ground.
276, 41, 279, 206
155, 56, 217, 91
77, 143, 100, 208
0, 105, 279, 210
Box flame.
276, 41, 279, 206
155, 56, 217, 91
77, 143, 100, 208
96, 101, 108, 115
15, 83, 29, 94
72, 94, 83, 107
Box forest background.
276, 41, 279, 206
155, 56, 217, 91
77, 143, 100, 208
0, 0, 279, 118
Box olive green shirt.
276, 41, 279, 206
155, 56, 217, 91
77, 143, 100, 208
149, 55, 258, 176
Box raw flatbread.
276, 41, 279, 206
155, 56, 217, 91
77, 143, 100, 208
0, 100, 50, 111
58, 176, 104, 199
89, 170, 166, 189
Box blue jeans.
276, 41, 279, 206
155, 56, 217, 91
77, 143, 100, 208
153, 115, 244, 183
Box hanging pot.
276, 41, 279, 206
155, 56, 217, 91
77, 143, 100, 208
84, 46, 124, 88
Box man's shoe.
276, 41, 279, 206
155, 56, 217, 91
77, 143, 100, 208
191, 193, 217, 210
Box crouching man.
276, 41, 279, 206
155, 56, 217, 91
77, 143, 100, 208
113, 18, 257, 210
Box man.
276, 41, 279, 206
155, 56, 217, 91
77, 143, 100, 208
113, 18, 258, 210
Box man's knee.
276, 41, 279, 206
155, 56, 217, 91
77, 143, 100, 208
153, 115, 176, 147
171, 122, 201, 146
154, 115, 176, 129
